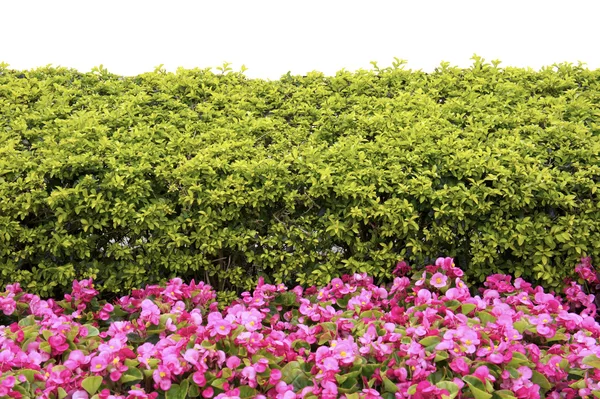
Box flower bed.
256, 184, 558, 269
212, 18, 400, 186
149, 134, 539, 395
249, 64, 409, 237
1, 257, 600, 399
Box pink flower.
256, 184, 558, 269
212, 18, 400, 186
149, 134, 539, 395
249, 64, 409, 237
332, 340, 357, 365
99, 338, 124, 354
0, 294, 16, 315
0, 376, 15, 396
140, 299, 160, 325
64, 350, 91, 371
152, 366, 172, 391
449, 357, 470, 375
472, 365, 496, 383
90, 354, 109, 372
430, 273, 448, 288
241, 366, 257, 388
73, 390, 89, 399
529, 313, 555, 338
392, 261, 411, 277
207, 312, 236, 337
226, 355, 241, 369
362, 388, 381, 398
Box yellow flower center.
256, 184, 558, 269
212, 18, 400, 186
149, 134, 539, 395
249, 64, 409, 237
331, 343, 337, 348
453, 348, 459, 353
465, 340, 472, 345
340, 351, 347, 357
542, 319, 548, 323
249, 321, 255, 326
219, 325, 225, 330
160, 372, 166, 378
113, 357, 119, 364
436, 278, 442, 284
96, 364, 102, 369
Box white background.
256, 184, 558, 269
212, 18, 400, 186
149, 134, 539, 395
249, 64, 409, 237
1, 0, 598, 79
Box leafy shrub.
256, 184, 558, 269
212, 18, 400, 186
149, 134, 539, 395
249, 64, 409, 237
1, 258, 600, 398
1, 58, 600, 297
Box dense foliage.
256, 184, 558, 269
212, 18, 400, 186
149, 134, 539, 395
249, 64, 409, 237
1, 58, 600, 298
1, 258, 600, 398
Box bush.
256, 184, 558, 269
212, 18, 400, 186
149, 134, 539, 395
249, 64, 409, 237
1, 58, 600, 298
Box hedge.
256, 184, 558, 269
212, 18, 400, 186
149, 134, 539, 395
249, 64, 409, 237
0, 57, 599, 300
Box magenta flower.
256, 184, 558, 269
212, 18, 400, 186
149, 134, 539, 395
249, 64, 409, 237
207, 312, 236, 337
332, 340, 357, 365
72, 390, 89, 399
392, 261, 411, 277
472, 365, 496, 383
99, 338, 124, 354
140, 299, 160, 325
152, 365, 172, 391
90, 354, 109, 372
64, 350, 91, 371
269, 369, 282, 385
193, 371, 207, 386
529, 313, 555, 338
0, 376, 15, 397
449, 357, 470, 375
0, 294, 16, 315
430, 273, 448, 288
241, 366, 257, 388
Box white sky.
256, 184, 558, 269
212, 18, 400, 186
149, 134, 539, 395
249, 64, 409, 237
1, 0, 599, 79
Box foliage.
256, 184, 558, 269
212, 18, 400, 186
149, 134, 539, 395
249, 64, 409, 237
1, 57, 600, 296
1, 258, 600, 398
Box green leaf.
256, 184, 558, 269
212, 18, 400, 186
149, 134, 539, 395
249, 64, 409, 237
492, 390, 518, 399
508, 352, 533, 367
476, 311, 497, 326
84, 325, 100, 337
239, 386, 258, 399
419, 336, 441, 349
120, 367, 143, 384
82, 376, 103, 395
531, 370, 552, 390
165, 382, 189, 399
434, 351, 449, 362
436, 381, 459, 399
461, 303, 476, 315
211, 378, 227, 389
382, 376, 398, 393
188, 382, 200, 397
281, 361, 312, 391
19, 369, 38, 384
58, 387, 68, 399
465, 383, 493, 399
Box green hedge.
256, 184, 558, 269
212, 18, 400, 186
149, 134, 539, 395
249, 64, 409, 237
1, 57, 599, 299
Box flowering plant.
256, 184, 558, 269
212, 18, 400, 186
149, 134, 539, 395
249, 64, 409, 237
1, 257, 600, 399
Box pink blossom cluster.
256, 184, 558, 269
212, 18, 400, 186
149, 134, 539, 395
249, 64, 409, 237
0, 258, 600, 398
